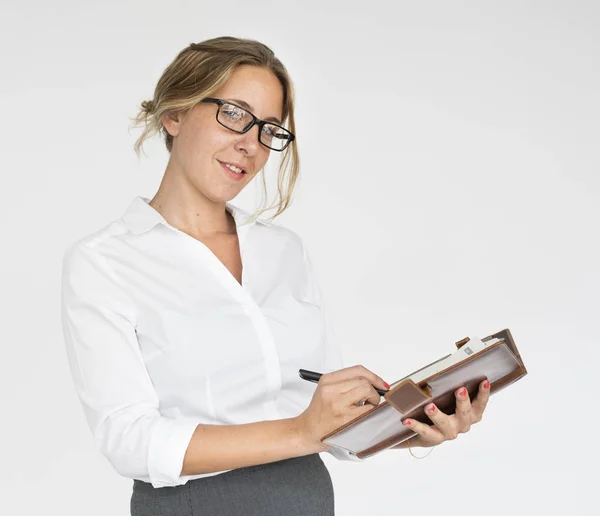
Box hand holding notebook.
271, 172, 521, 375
395, 377, 491, 450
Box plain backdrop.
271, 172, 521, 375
1, 1, 598, 514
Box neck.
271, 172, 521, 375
149, 168, 236, 238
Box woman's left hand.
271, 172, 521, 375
394, 379, 491, 449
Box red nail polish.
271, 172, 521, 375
484, 381, 490, 389
403, 419, 412, 426
459, 388, 467, 397
384, 382, 391, 389
426, 404, 436, 413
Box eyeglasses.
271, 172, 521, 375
200, 97, 295, 152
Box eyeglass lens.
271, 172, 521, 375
217, 102, 291, 151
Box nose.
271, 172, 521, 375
233, 123, 262, 155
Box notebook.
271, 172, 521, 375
321, 328, 527, 459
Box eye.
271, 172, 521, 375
222, 104, 244, 121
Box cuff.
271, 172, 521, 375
147, 417, 201, 488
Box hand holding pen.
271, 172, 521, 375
299, 369, 390, 396
293, 366, 391, 454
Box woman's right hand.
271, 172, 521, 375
293, 365, 390, 453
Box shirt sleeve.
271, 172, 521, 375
60, 242, 204, 488
301, 241, 366, 463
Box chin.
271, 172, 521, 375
201, 188, 241, 205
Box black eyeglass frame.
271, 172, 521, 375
200, 97, 295, 152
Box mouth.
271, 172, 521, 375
218, 160, 247, 174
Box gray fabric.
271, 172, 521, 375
130, 453, 335, 516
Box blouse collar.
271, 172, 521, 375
121, 196, 259, 235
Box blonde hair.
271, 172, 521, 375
129, 36, 300, 224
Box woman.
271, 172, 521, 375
60, 36, 490, 516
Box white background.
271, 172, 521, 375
1, 1, 598, 514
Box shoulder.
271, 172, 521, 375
61, 219, 136, 315
62, 218, 128, 273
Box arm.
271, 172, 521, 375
181, 418, 314, 475
61, 243, 317, 488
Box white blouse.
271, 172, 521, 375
60, 196, 363, 489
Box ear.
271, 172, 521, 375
162, 110, 187, 137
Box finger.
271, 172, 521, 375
341, 382, 381, 408
402, 418, 444, 446
454, 387, 472, 433
423, 403, 458, 440
470, 380, 491, 423
328, 377, 378, 396
332, 397, 376, 424
321, 365, 389, 391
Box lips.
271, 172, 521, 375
218, 160, 247, 174
219, 161, 247, 182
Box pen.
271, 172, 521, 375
298, 369, 389, 396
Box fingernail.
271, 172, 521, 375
426, 403, 436, 413
458, 388, 467, 397
383, 382, 391, 389
403, 419, 412, 426
484, 380, 490, 389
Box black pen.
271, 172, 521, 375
299, 369, 389, 396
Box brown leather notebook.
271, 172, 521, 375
321, 328, 527, 459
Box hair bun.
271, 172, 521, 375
141, 100, 155, 113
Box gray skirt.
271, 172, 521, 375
130, 453, 334, 516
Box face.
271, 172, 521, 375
163, 65, 285, 203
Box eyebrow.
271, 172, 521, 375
227, 98, 282, 125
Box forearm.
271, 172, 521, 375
181, 416, 315, 475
